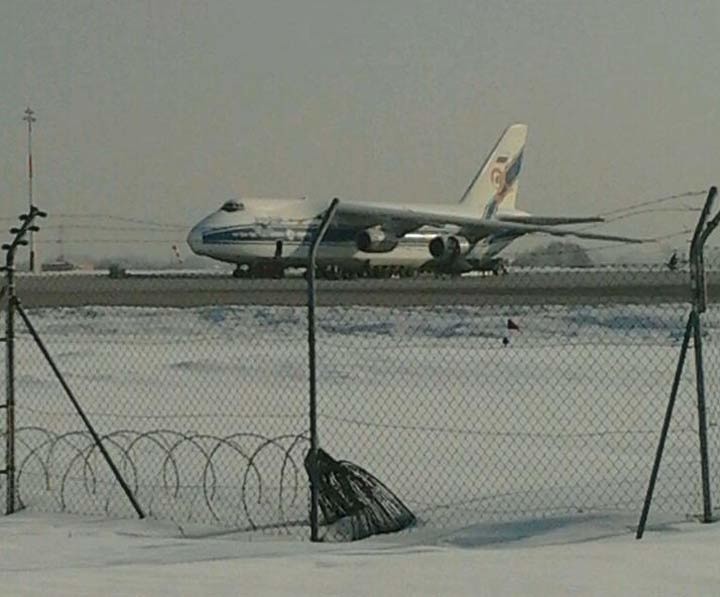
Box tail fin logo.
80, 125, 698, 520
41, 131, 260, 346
490, 151, 523, 203
458, 123, 527, 213
490, 162, 508, 196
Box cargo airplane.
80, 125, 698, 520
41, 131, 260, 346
187, 124, 642, 278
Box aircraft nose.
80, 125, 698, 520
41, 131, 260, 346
187, 224, 205, 255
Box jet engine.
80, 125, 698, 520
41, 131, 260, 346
429, 235, 471, 259
356, 227, 399, 253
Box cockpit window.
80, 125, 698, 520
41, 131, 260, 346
221, 199, 244, 213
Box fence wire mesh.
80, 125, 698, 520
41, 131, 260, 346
2, 262, 720, 538
315, 295, 715, 529
4, 295, 310, 532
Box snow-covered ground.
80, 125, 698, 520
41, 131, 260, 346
3, 304, 720, 537
2, 509, 719, 596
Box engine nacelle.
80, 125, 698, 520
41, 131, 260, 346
429, 235, 471, 259
356, 227, 399, 253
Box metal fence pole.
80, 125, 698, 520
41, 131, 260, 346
307, 198, 339, 541
689, 186, 717, 525
691, 309, 713, 522
636, 312, 693, 538
637, 186, 717, 538
2, 206, 44, 515
4, 250, 16, 514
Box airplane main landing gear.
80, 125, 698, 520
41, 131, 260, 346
233, 263, 285, 279
490, 259, 508, 276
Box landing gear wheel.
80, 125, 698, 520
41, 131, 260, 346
491, 260, 508, 276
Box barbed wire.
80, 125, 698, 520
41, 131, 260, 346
316, 414, 691, 439
17, 406, 306, 422
52, 214, 189, 230
42, 225, 188, 233
595, 190, 708, 217
1, 213, 188, 229
600, 207, 700, 224
36, 238, 185, 244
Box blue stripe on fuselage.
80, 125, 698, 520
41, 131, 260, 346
202, 225, 368, 245
201, 225, 444, 248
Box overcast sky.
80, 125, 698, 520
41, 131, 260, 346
1, 1, 718, 262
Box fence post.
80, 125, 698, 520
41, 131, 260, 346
307, 198, 339, 542
691, 309, 712, 522
2, 207, 45, 515
3, 248, 16, 515
637, 186, 718, 538
691, 186, 720, 524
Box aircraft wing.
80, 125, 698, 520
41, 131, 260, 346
335, 201, 645, 243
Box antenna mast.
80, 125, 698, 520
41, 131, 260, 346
22, 107, 37, 272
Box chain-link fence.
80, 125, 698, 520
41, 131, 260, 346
2, 260, 719, 540
315, 287, 719, 531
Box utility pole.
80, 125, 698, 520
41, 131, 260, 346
23, 107, 37, 272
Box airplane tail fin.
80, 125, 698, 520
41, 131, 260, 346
458, 123, 527, 218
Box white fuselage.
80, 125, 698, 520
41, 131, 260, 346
187, 198, 514, 273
